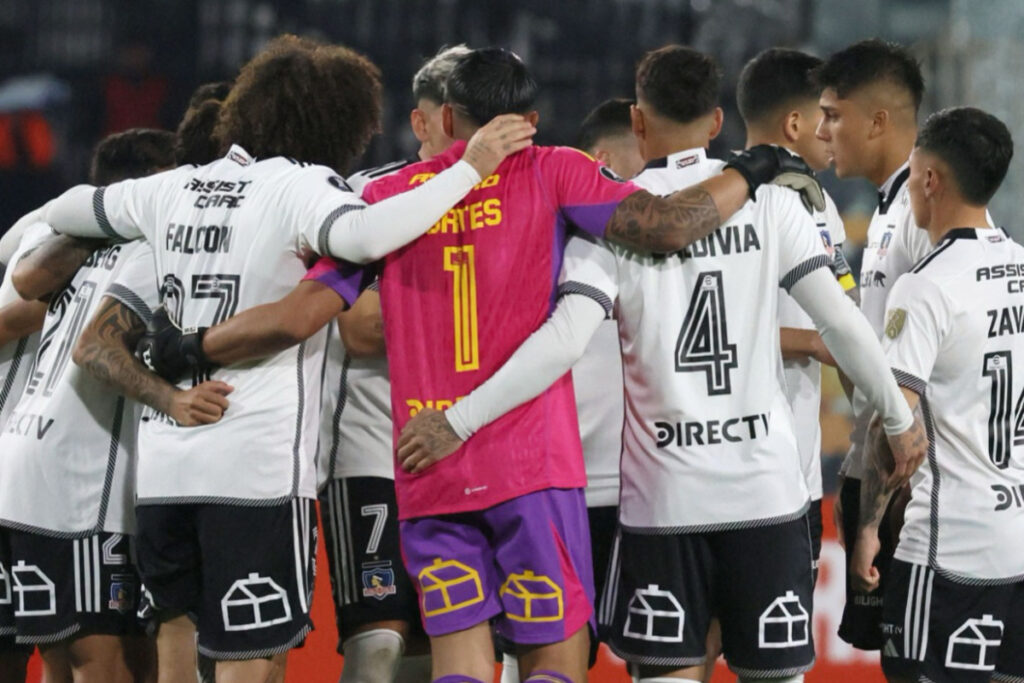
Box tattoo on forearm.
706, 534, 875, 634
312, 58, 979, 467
605, 187, 721, 252
859, 403, 927, 533
75, 298, 174, 414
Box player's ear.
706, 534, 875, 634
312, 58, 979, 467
783, 110, 800, 144
525, 111, 540, 127
868, 108, 889, 141
442, 104, 455, 139
631, 104, 645, 140
410, 109, 429, 144
708, 107, 724, 141
594, 149, 611, 167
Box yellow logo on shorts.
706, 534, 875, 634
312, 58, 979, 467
499, 570, 564, 623
418, 558, 484, 617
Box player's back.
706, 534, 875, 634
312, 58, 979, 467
889, 228, 1024, 581
106, 145, 350, 505
613, 148, 824, 531
370, 140, 635, 518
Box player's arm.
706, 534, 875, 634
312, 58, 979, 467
337, 287, 385, 358
0, 299, 47, 347
780, 327, 835, 366
602, 145, 824, 253
397, 293, 607, 473
320, 115, 535, 263
12, 235, 104, 301
73, 297, 233, 426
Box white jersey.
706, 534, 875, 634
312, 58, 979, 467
573, 319, 623, 508
843, 163, 933, 478
0, 223, 51, 430
777, 192, 846, 500
884, 227, 1024, 582
97, 145, 367, 504
561, 147, 826, 530
0, 241, 158, 536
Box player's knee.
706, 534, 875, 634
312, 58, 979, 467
339, 628, 405, 683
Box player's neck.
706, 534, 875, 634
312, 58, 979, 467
744, 130, 788, 153
643, 133, 707, 162
868, 129, 916, 188
927, 204, 991, 244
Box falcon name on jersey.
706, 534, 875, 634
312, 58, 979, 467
885, 228, 1024, 582
560, 147, 825, 531
0, 241, 157, 537
95, 145, 366, 504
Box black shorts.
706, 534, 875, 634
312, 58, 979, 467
0, 527, 141, 645
881, 559, 1024, 683
602, 515, 815, 678
808, 498, 823, 585
319, 477, 419, 650
134, 499, 316, 661
839, 477, 897, 650
589, 504, 618, 645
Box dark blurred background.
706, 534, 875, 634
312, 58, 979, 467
0, 0, 1020, 489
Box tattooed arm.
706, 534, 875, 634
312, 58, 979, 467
12, 235, 104, 301
73, 297, 233, 426
850, 387, 927, 592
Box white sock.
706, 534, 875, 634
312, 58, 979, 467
500, 652, 519, 683
393, 653, 432, 683
339, 629, 405, 683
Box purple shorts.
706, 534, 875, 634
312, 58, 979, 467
400, 487, 595, 644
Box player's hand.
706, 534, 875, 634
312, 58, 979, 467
833, 477, 846, 550
397, 407, 464, 474
168, 380, 233, 427
462, 114, 536, 179
884, 415, 928, 489
851, 529, 882, 593
137, 306, 210, 382
724, 145, 826, 213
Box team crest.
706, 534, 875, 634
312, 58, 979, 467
362, 562, 397, 601
885, 308, 907, 340
108, 575, 135, 614
819, 229, 835, 256
878, 229, 893, 257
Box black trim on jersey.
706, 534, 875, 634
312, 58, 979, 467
730, 663, 816, 680
92, 187, 120, 240
940, 227, 980, 242
909, 240, 956, 274
892, 368, 927, 396
642, 157, 669, 171
356, 158, 418, 181
922, 395, 940, 568
0, 517, 91, 539
780, 254, 830, 292
198, 623, 312, 661
877, 167, 909, 215
290, 341, 306, 498
316, 204, 365, 256
326, 354, 352, 478
137, 495, 293, 507
0, 336, 29, 415
95, 396, 126, 531
558, 281, 613, 318
106, 284, 153, 324
622, 501, 809, 535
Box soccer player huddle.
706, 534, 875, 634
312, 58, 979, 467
0, 31, 1017, 683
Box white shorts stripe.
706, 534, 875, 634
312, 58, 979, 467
919, 568, 935, 658
72, 540, 82, 612
92, 537, 101, 613
913, 565, 928, 660
291, 500, 308, 614
332, 483, 352, 604
82, 539, 92, 613
903, 564, 917, 658
341, 480, 358, 600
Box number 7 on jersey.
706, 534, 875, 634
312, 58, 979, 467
443, 245, 480, 372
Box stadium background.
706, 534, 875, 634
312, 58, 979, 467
1, 0, 1021, 680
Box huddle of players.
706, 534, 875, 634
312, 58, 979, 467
0, 32, 1017, 683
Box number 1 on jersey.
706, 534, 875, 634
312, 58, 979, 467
982, 351, 1024, 469
444, 246, 480, 372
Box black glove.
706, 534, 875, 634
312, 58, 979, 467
725, 144, 826, 213
136, 306, 210, 382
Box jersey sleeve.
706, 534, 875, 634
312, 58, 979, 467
543, 147, 639, 238
766, 187, 830, 292
890, 206, 934, 276
881, 273, 952, 394
105, 242, 160, 325
279, 165, 367, 256
97, 169, 183, 242
0, 222, 54, 307
301, 255, 370, 307
556, 234, 619, 318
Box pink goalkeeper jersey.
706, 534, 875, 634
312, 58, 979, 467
362, 141, 637, 519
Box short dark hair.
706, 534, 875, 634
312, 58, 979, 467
215, 34, 382, 173
814, 39, 925, 113
577, 98, 634, 152
635, 45, 721, 124
916, 107, 1013, 205
737, 48, 822, 126
445, 48, 537, 127
186, 81, 232, 110
412, 45, 471, 104
175, 99, 223, 166
90, 128, 175, 185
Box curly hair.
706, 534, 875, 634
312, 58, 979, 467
90, 128, 176, 185
215, 35, 382, 173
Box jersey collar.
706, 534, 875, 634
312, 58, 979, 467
225, 144, 254, 166
940, 227, 999, 243
877, 161, 910, 215
642, 147, 707, 172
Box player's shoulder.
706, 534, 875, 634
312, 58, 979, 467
346, 158, 417, 194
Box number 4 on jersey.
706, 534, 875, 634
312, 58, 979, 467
675, 271, 737, 395
982, 351, 1024, 469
